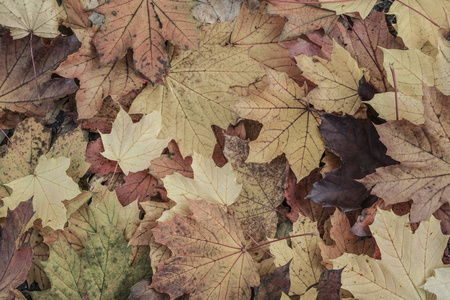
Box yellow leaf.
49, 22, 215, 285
359, 87, 449, 222
297, 41, 365, 115
0, 155, 81, 229
433, 29, 450, 95
233, 68, 325, 182
0, 0, 66, 39
270, 214, 322, 296
333, 209, 447, 300
319, 0, 377, 19
128, 26, 265, 157
367, 92, 424, 124
100, 107, 170, 175
160, 152, 242, 220
422, 267, 450, 299
389, 0, 450, 49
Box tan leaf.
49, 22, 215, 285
192, 0, 242, 24
0, 155, 81, 229
270, 214, 322, 296
319, 0, 377, 19
151, 198, 260, 299
224, 135, 287, 242
149, 140, 193, 179
100, 107, 170, 175
422, 267, 450, 299
233, 68, 325, 182
0, 0, 66, 39
359, 87, 450, 222
333, 209, 448, 300
297, 41, 366, 115
367, 92, 424, 124
319, 209, 374, 269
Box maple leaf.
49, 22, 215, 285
319, 0, 377, 19
254, 262, 291, 299
116, 170, 165, 206
368, 92, 424, 124
100, 107, 170, 175
297, 40, 366, 115
269, 214, 322, 296
308, 114, 396, 211
266, 0, 338, 40
233, 68, 325, 182
230, 3, 303, 83
192, 0, 242, 24
32, 225, 150, 299
160, 152, 241, 220
0, 155, 81, 229
149, 140, 193, 179
422, 267, 450, 299
0, 200, 34, 299
319, 209, 374, 269
92, 0, 200, 82
224, 135, 287, 242
359, 87, 450, 222
151, 198, 260, 299
55, 28, 146, 119
0, 33, 79, 114
0, 0, 66, 39
333, 209, 448, 299
389, 0, 450, 49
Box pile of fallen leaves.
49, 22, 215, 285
0, 0, 449, 299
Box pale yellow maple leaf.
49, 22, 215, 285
319, 0, 377, 19
128, 24, 265, 158
100, 107, 170, 175
160, 152, 242, 221
333, 209, 447, 300
297, 40, 366, 115
433, 29, 450, 95
389, 0, 450, 49
0, 155, 81, 230
270, 214, 322, 296
233, 69, 325, 182
367, 92, 424, 124
0, 0, 66, 39
422, 267, 450, 299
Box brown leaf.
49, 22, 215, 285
0, 200, 34, 299
316, 269, 342, 300
254, 261, 291, 300
434, 203, 450, 235
151, 198, 260, 299
116, 171, 167, 206
149, 140, 193, 179
0, 33, 79, 114
85, 139, 123, 177
224, 135, 287, 242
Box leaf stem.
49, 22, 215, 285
395, 0, 439, 27
29, 34, 41, 102
389, 63, 399, 121
247, 233, 317, 251
0, 128, 34, 173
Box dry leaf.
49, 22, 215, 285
319, 0, 377, 19
422, 267, 450, 299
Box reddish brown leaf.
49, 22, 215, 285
0, 33, 79, 114
93, 0, 200, 82
0, 200, 34, 299
85, 139, 123, 177
434, 203, 450, 235
212, 123, 247, 168
116, 170, 166, 206
316, 269, 342, 300
254, 261, 291, 300
149, 140, 193, 179
62, 0, 93, 29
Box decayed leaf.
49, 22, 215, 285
308, 114, 396, 211
151, 198, 260, 299
149, 140, 193, 179
316, 269, 343, 300
422, 267, 450, 299
55, 28, 146, 119
254, 262, 291, 300
116, 170, 165, 206
319, 209, 374, 269
320, 0, 377, 19
85, 138, 123, 177
333, 209, 448, 299
368, 92, 424, 124
93, 0, 200, 81
100, 107, 170, 175
0, 0, 66, 39
192, 0, 242, 24
266, 0, 338, 40
160, 152, 241, 220
33, 225, 150, 299
297, 41, 366, 115
433, 28, 450, 95
230, 3, 303, 82
389, 0, 450, 49
129, 25, 265, 158
0, 155, 81, 229
0, 33, 79, 114
359, 87, 450, 222
233, 69, 324, 182
224, 135, 287, 242
0, 200, 34, 299
27, 228, 50, 291
270, 214, 322, 296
